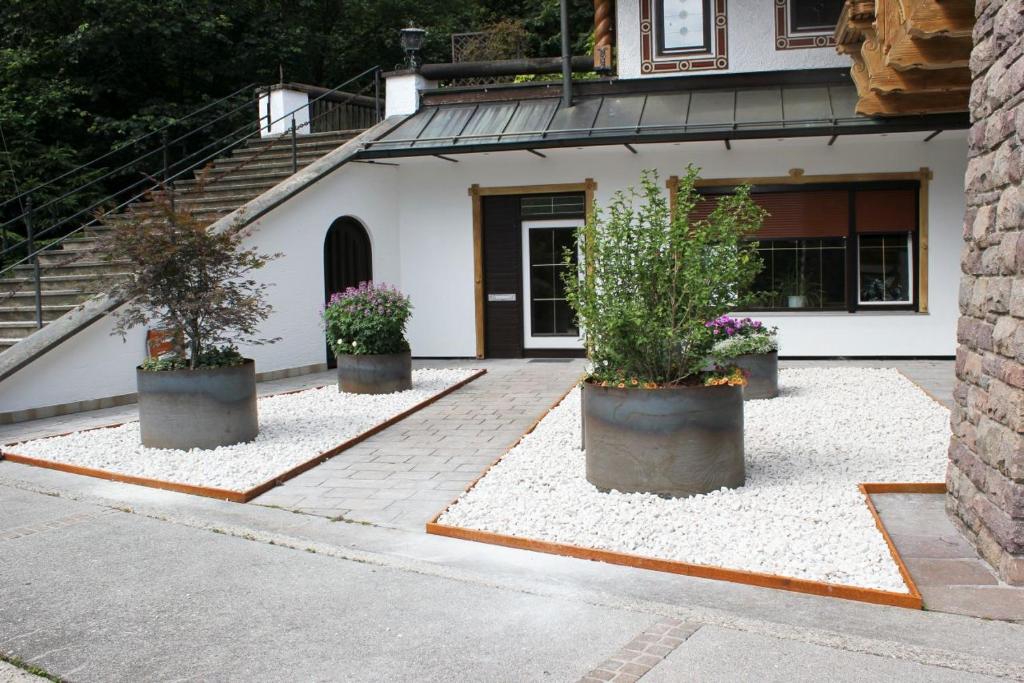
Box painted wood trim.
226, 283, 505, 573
918, 167, 931, 313
470, 184, 485, 359
1, 369, 488, 503
691, 169, 932, 188
470, 180, 596, 359
474, 182, 593, 197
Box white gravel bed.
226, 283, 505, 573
6, 368, 477, 492
439, 368, 949, 593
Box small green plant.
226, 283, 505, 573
563, 167, 765, 386
139, 345, 245, 371
323, 282, 412, 356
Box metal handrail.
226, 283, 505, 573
0, 67, 382, 309
0, 82, 257, 213
0, 91, 257, 233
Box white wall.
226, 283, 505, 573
0, 162, 399, 414
393, 131, 968, 358
0, 131, 967, 415
617, 0, 848, 80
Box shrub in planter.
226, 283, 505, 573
105, 185, 279, 450
707, 316, 780, 400
324, 282, 413, 394
565, 167, 765, 497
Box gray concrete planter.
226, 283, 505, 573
732, 350, 779, 400
336, 351, 412, 394
582, 381, 745, 497
136, 359, 258, 450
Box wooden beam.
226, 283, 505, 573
862, 29, 971, 94
918, 167, 931, 313
876, 0, 972, 71
903, 0, 976, 40
855, 89, 969, 116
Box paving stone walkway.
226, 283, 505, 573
250, 358, 586, 528
873, 493, 1024, 623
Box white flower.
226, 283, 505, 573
352, 340, 358, 347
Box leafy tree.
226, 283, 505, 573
564, 168, 767, 386
0, 0, 596, 252
104, 182, 279, 369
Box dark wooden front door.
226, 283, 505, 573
481, 195, 523, 358
324, 217, 372, 366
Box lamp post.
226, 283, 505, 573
400, 27, 427, 70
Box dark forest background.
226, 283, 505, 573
0, 0, 595, 248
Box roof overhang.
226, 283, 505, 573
357, 76, 968, 160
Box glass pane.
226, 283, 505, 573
532, 300, 555, 335
554, 264, 573, 297
531, 265, 556, 299
661, 0, 708, 51
529, 230, 555, 264
860, 234, 910, 303
554, 228, 577, 259
749, 238, 847, 310
791, 0, 843, 33
554, 300, 578, 335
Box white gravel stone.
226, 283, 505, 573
6, 369, 477, 492
439, 368, 949, 593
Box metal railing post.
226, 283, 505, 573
374, 68, 382, 122
291, 117, 298, 173
25, 198, 43, 329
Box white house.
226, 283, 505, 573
0, 0, 972, 420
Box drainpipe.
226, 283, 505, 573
560, 0, 573, 108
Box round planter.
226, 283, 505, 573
336, 351, 412, 394
136, 359, 258, 450
582, 381, 745, 497
731, 350, 779, 400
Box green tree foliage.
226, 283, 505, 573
564, 168, 767, 386
0, 0, 594, 242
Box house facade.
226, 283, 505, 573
0, 0, 972, 419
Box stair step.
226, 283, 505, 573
0, 321, 46, 337
0, 273, 129, 293
12, 260, 131, 277
0, 289, 89, 306
0, 304, 77, 322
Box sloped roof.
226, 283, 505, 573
361, 83, 967, 158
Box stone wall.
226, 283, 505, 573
948, 0, 1024, 585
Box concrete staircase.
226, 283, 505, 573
0, 130, 362, 353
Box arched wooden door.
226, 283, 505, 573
324, 217, 372, 366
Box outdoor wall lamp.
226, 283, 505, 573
400, 26, 427, 69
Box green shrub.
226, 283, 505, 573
139, 345, 245, 371
563, 167, 765, 386
324, 282, 412, 356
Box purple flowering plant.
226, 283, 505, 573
706, 315, 778, 361
323, 281, 412, 356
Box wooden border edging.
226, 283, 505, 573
0, 369, 487, 504
425, 381, 948, 610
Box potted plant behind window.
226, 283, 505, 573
774, 271, 824, 309
565, 167, 766, 498
707, 316, 779, 400
324, 282, 413, 394
104, 186, 279, 450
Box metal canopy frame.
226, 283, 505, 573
360, 84, 967, 160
